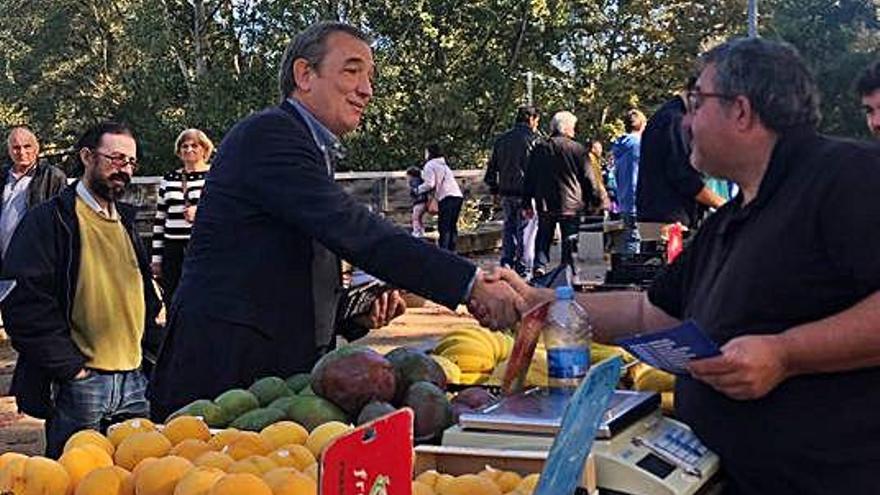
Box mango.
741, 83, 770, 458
229, 407, 286, 432
281, 395, 348, 431
403, 381, 454, 443
249, 377, 293, 407
213, 389, 260, 421
310, 345, 396, 415
284, 373, 311, 394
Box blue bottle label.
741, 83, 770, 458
547, 347, 590, 379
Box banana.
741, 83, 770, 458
439, 344, 496, 372
632, 364, 676, 392
477, 328, 503, 361
430, 354, 462, 384
590, 342, 634, 364
457, 372, 492, 385
434, 334, 493, 357
448, 326, 499, 358
501, 333, 515, 360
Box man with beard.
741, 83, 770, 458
0, 121, 161, 457
855, 60, 880, 138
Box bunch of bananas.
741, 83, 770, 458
432, 326, 514, 385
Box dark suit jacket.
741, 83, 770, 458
147, 101, 476, 419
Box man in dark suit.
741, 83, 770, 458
147, 21, 522, 420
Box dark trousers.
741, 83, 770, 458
500, 196, 528, 273
534, 214, 579, 274
45, 369, 149, 458
438, 196, 464, 252
160, 238, 189, 304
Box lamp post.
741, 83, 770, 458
526, 70, 534, 106
748, 0, 759, 37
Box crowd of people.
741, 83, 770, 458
0, 20, 879, 495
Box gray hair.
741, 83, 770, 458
277, 21, 372, 102
702, 37, 820, 132
550, 111, 578, 135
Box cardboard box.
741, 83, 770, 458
415, 444, 597, 494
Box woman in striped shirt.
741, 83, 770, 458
151, 128, 213, 302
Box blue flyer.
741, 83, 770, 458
615, 320, 721, 375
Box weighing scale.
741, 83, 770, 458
443, 388, 722, 495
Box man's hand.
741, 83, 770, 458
354, 290, 406, 329
688, 334, 790, 400
490, 267, 554, 313
521, 207, 535, 220
150, 261, 162, 279
467, 269, 526, 330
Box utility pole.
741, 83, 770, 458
748, 0, 759, 37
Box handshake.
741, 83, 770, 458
466, 267, 554, 330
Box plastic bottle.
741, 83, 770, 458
543, 286, 591, 388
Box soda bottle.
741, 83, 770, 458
543, 286, 591, 388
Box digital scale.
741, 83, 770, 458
443, 388, 722, 495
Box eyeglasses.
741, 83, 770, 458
686, 90, 737, 112
93, 150, 138, 171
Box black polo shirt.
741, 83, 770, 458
648, 127, 880, 495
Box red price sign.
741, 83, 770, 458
320, 408, 414, 495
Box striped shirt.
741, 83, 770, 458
151, 169, 207, 263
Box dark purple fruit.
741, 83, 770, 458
311, 345, 397, 416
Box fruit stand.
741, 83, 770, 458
0, 309, 715, 495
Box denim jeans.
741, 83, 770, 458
611, 213, 641, 254
500, 196, 527, 273
45, 369, 149, 458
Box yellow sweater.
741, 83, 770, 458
71, 198, 145, 370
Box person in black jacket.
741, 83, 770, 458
635, 83, 724, 227
1, 121, 162, 458
484, 106, 540, 274
147, 22, 523, 421
523, 111, 600, 276
1, 126, 67, 265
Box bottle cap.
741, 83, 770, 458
555, 286, 575, 300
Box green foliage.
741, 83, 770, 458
0, 0, 877, 174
